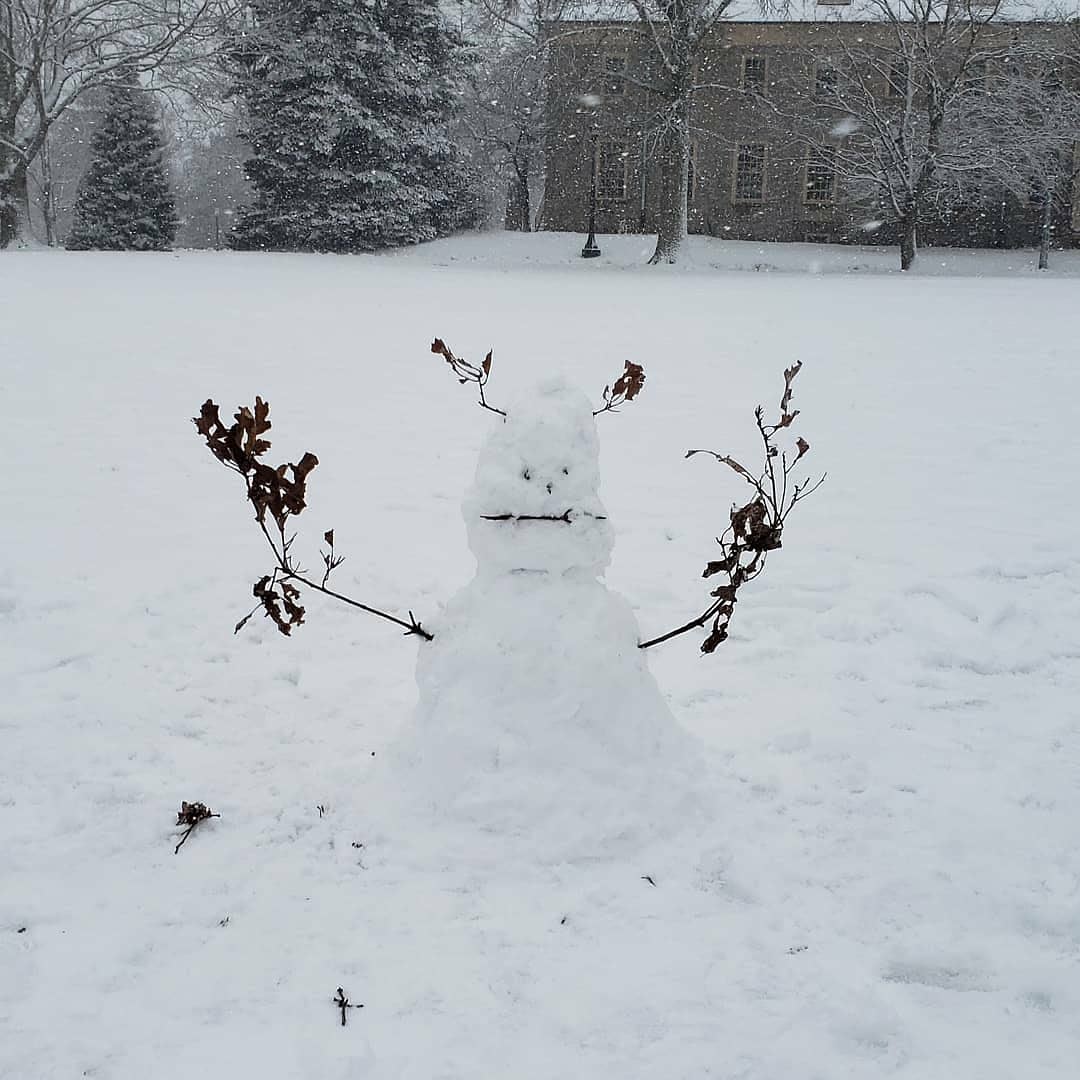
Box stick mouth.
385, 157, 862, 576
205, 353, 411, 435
479, 511, 607, 524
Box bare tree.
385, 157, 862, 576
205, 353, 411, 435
0, 0, 236, 248
171, 118, 250, 248
29, 125, 56, 241
956, 38, 1080, 268
461, 15, 545, 229
622, 0, 739, 264
799, 0, 1010, 270
543, 1, 778, 265
457, 0, 585, 231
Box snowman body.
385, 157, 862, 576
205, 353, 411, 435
389, 380, 704, 861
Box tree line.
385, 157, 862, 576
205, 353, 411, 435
2, 0, 1079, 269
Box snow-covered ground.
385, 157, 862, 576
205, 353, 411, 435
383, 228, 1080, 276
2, 236, 1079, 1079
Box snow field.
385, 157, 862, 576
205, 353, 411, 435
2, 236, 1079, 1078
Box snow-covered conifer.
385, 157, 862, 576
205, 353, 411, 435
65, 68, 178, 251
231, 0, 482, 252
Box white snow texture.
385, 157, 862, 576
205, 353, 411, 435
4, 237, 1080, 1080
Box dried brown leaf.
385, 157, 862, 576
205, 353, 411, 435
702, 553, 739, 578
177, 801, 215, 827
780, 361, 802, 414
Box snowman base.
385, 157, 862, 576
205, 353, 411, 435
385, 571, 708, 865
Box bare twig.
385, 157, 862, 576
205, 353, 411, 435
431, 338, 506, 416
594, 361, 646, 417
174, 801, 219, 854
321, 529, 345, 587
283, 573, 432, 640
333, 987, 363, 1027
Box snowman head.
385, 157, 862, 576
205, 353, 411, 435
463, 378, 614, 577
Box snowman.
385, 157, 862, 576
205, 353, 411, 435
385, 377, 707, 862
196, 348, 817, 862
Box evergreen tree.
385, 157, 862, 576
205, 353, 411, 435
231, 0, 481, 253
66, 69, 178, 251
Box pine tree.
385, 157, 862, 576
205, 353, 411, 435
65, 68, 178, 251
231, 0, 481, 253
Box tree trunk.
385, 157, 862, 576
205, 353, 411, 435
0, 159, 31, 249
899, 212, 918, 271
504, 163, 531, 232
39, 135, 57, 247
648, 99, 690, 265
1038, 184, 1052, 271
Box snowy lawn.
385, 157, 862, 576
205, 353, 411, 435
2, 236, 1079, 1079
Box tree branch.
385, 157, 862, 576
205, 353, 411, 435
639, 365, 822, 654
193, 397, 433, 642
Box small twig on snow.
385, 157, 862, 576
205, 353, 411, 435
174, 801, 219, 854
333, 987, 363, 1026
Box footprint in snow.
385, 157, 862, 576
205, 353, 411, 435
1021, 989, 1054, 1012
882, 960, 994, 992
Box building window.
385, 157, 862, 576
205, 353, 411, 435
734, 143, 767, 203
886, 60, 909, 99
962, 59, 988, 95
1041, 66, 1064, 94
804, 153, 837, 205
597, 140, 628, 200
742, 54, 767, 95
603, 54, 626, 96
814, 64, 839, 101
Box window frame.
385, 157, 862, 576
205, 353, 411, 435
802, 151, 838, 207
596, 138, 629, 202
732, 142, 768, 205
602, 53, 627, 97
961, 58, 989, 95
741, 53, 768, 96
813, 62, 839, 102
886, 59, 909, 99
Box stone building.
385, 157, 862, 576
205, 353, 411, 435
540, 3, 1080, 249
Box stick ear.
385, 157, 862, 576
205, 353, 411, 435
594, 361, 646, 417
431, 338, 506, 417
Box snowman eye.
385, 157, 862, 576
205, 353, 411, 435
562, 467, 569, 475
522, 468, 531, 480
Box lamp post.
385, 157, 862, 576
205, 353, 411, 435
581, 127, 601, 259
